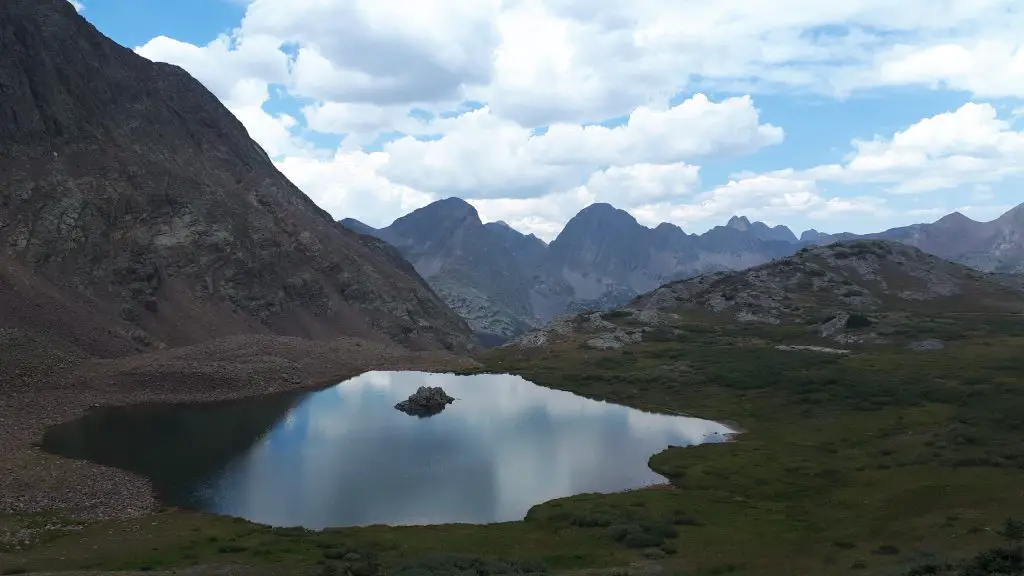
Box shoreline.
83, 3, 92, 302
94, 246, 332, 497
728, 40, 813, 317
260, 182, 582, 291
0, 334, 478, 528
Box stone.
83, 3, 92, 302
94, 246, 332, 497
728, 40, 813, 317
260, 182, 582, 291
395, 386, 455, 417
909, 339, 945, 351
820, 312, 850, 338
586, 329, 642, 350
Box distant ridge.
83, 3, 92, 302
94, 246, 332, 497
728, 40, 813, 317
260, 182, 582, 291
342, 199, 1024, 342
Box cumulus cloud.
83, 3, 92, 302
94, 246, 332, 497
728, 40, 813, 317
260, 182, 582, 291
274, 151, 437, 227
624, 102, 1024, 232
128, 0, 1024, 236
137, 0, 1024, 137
241, 0, 500, 104
68, 0, 84, 11
799, 102, 1024, 193
375, 94, 780, 199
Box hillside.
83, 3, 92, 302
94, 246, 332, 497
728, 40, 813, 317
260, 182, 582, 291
0, 0, 474, 360
634, 240, 1023, 322
512, 240, 1024, 350
477, 241, 1024, 576
810, 205, 1024, 273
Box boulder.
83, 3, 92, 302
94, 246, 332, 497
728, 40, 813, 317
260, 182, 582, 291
395, 386, 455, 417
909, 339, 945, 351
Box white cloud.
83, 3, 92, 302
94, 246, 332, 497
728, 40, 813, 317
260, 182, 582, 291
802, 102, 1024, 193
849, 41, 1024, 99
137, 34, 289, 109
241, 0, 501, 104
274, 151, 436, 227
68, 0, 83, 11
620, 102, 1024, 233
376, 94, 781, 199
136, 0, 1024, 138
126, 0, 1024, 238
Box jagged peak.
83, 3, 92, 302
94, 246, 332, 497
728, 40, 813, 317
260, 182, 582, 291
727, 215, 752, 231
800, 229, 825, 241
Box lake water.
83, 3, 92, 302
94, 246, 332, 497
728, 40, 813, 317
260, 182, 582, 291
42, 371, 732, 529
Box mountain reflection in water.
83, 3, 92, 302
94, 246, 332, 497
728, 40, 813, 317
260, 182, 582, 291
43, 371, 732, 528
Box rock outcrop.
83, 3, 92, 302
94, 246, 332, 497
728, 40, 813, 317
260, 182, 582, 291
505, 240, 1024, 350
395, 386, 455, 417
632, 241, 1024, 329
0, 0, 474, 357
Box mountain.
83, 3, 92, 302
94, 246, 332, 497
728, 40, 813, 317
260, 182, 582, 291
634, 240, 1024, 324
798, 205, 1024, 273
342, 201, 814, 342
875, 207, 1024, 273
510, 239, 1024, 350
343, 198, 542, 342
0, 0, 474, 357
348, 198, 1024, 343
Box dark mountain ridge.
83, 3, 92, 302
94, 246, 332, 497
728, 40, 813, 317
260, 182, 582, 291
0, 0, 474, 357
345, 198, 1024, 343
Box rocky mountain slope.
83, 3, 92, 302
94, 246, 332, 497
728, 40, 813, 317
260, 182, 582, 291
343, 200, 822, 342
343, 200, 554, 342
343, 200, 799, 342
809, 205, 1024, 273
512, 240, 1024, 350
0, 0, 474, 359
349, 198, 1023, 343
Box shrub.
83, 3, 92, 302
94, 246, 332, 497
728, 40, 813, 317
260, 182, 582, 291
217, 544, 248, 553
607, 524, 641, 542
640, 522, 679, 539
622, 532, 664, 549
672, 514, 701, 526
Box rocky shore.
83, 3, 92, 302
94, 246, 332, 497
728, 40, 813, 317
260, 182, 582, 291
0, 334, 477, 530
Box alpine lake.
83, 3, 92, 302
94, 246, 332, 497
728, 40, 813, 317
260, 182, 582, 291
42, 371, 733, 529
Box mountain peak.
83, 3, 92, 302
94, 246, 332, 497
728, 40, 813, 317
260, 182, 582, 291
727, 215, 752, 231
935, 211, 976, 226
577, 202, 635, 220
397, 197, 481, 227
801, 229, 825, 242
556, 203, 642, 235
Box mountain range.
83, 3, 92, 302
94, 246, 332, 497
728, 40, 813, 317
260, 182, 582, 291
0, 0, 474, 359
343, 199, 1024, 342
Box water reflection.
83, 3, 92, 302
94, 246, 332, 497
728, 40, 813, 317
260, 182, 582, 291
43, 371, 732, 528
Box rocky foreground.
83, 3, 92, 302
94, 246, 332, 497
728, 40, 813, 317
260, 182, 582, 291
0, 334, 477, 533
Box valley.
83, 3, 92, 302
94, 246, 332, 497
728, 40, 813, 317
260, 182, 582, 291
1, 1, 1023, 576
4, 241, 1023, 576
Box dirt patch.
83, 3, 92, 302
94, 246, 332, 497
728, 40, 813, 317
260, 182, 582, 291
0, 334, 477, 524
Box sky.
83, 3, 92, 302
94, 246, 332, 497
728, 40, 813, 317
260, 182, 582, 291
71, 0, 1024, 241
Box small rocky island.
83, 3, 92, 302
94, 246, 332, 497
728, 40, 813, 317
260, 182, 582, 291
394, 386, 456, 417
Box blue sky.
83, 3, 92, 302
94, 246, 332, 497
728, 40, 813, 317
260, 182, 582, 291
74, 0, 1024, 239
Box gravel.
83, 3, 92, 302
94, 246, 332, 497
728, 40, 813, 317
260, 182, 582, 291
0, 334, 477, 523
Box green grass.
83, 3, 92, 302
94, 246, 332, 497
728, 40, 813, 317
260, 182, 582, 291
2, 312, 1023, 575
